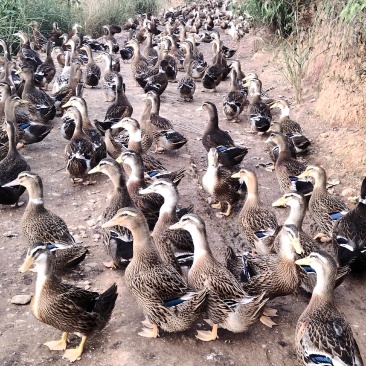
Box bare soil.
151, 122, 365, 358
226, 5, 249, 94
1, 27, 365, 366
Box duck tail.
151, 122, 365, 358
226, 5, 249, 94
95, 283, 118, 322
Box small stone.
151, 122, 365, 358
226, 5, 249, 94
341, 188, 356, 197
3, 232, 18, 238
83, 280, 91, 285
85, 285, 91, 290
180, 154, 191, 159
320, 132, 329, 138
73, 235, 83, 244
93, 234, 101, 241
86, 219, 96, 227
78, 225, 87, 230
80, 233, 88, 239
87, 262, 98, 268
11, 295, 32, 305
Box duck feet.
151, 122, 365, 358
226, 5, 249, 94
262, 307, 278, 317
44, 332, 68, 350
103, 260, 117, 269
138, 323, 159, 338
260, 315, 277, 328
196, 324, 218, 341
62, 336, 86, 362
211, 201, 222, 209
313, 233, 331, 242
141, 319, 153, 328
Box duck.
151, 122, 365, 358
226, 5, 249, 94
28, 21, 48, 50
94, 74, 133, 134
111, 117, 165, 172
80, 44, 101, 87
140, 179, 194, 274
143, 32, 158, 65
298, 165, 349, 241
0, 60, 17, 93
165, 35, 185, 70
18, 66, 56, 123
266, 123, 297, 162
225, 224, 301, 301
231, 169, 279, 254
153, 129, 188, 153
145, 90, 174, 130
181, 41, 206, 79
102, 207, 208, 338
333, 177, 366, 272
4, 172, 76, 245
52, 51, 72, 94
162, 43, 178, 82
202, 148, 246, 217
62, 96, 107, 164
143, 59, 169, 95
0, 121, 30, 206
106, 40, 121, 72
295, 251, 363, 366
202, 47, 223, 91
138, 97, 157, 152
88, 158, 134, 268
266, 132, 313, 195
102, 25, 119, 53
223, 69, 246, 122
170, 214, 268, 341
46, 22, 63, 46
64, 107, 97, 183
243, 78, 271, 132
52, 62, 83, 114
127, 39, 149, 84
19, 244, 117, 362
269, 121, 311, 155
34, 41, 56, 91
177, 60, 196, 101
272, 191, 351, 293
13, 31, 42, 72
201, 101, 247, 167
116, 150, 164, 230
95, 52, 117, 102
270, 100, 302, 133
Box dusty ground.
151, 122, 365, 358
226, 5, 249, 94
1, 25, 366, 366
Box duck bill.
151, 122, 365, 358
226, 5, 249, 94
272, 196, 287, 207
169, 222, 183, 230
19, 255, 34, 273
116, 155, 124, 164
2, 178, 20, 187
14, 69, 22, 75
88, 165, 101, 175
102, 218, 119, 228
269, 103, 277, 109
295, 257, 310, 266
19, 99, 29, 105
61, 100, 73, 108
264, 137, 272, 143
291, 237, 303, 255
297, 171, 308, 179
242, 81, 250, 87
231, 172, 241, 179
195, 106, 203, 111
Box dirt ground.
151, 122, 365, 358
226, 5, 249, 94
1, 25, 366, 366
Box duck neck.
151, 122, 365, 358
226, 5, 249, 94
206, 107, 218, 129
4, 99, 17, 123
130, 221, 153, 254
279, 105, 290, 119
6, 123, 16, 153
313, 172, 327, 191
150, 96, 160, 114
127, 128, 143, 152
84, 46, 94, 63
104, 55, 113, 73
285, 202, 305, 228
27, 181, 44, 206
244, 177, 260, 207
276, 137, 290, 153
140, 100, 152, 131
191, 227, 212, 262
78, 102, 91, 127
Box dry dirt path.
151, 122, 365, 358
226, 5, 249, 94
0, 26, 365, 366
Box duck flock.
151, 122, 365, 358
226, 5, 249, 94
0, 0, 365, 364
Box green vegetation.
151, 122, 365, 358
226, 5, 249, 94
0, 0, 162, 51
